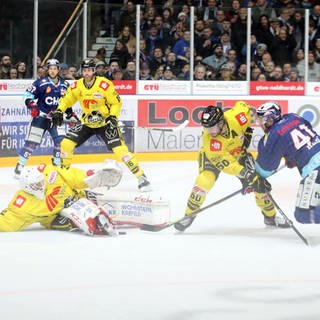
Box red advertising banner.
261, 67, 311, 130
137, 99, 289, 127
250, 81, 305, 95
112, 80, 136, 95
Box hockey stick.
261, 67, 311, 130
140, 188, 242, 232
140, 164, 288, 232
119, 120, 190, 132
267, 192, 309, 246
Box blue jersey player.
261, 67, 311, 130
14, 59, 70, 178
255, 101, 320, 223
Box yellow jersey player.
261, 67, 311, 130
51, 58, 151, 192
174, 101, 290, 231
0, 160, 122, 235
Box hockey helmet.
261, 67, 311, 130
46, 58, 60, 69
256, 102, 282, 130
81, 58, 95, 70
201, 105, 224, 128
19, 167, 45, 200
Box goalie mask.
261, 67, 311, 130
201, 105, 224, 136
256, 102, 282, 132
19, 167, 45, 200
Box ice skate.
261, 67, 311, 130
138, 174, 152, 192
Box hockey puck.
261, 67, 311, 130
118, 231, 127, 235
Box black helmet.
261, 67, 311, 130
46, 58, 60, 69
81, 58, 95, 69
201, 105, 224, 128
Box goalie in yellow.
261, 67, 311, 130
174, 101, 290, 231
0, 160, 122, 235
51, 59, 151, 192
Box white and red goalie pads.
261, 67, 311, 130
95, 189, 170, 227
60, 198, 115, 236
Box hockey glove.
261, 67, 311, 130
106, 115, 118, 128
26, 99, 39, 118
52, 110, 64, 127
65, 107, 80, 126
242, 127, 254, 150
241, 170, 272, 194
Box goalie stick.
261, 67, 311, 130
119, 120, 190, 132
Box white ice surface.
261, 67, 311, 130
0, 161, 320, 320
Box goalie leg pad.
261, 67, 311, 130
84, 159, 122, 189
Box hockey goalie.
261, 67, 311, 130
0, 160, 170, 235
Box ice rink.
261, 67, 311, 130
1, 160, 320, 320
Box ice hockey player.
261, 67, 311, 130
51, 58, 151, 192
174, 101, 290, 232
1, 160, 122, 236
255, 101, 320, 223
14, 58, 71, 178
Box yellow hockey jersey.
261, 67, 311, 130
0, 165, 88, 231
201, 101, 251, 176
57, 76, 122, 128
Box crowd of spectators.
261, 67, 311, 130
2, 0, 320, 82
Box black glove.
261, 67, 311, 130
52, 110, 64, 127
242, 127, 254, 150
241, 171, 272, 194
106, 115, 118, 129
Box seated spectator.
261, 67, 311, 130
113, 68, 124, 80
172, 30, 191, 64
149, 47, 166, 77
194, 64, 207, 80
105, 59, 120, 80
177, 62, 190, 80
202, 43, 227, 73
253, 14, 271, 46
93, 47, 107, 65
139, 62, 153, 80
269, 65, 284, 81
226, 0, 241, 24
195, 26, 218, 59
295, 48, 305, 80
95, 61, 107, 76
59, 63, 73, 80
219, 32, 233, 56
251, 66, 262, 80
257, 73, 267, 81
160, 65, 176, 80
264, 61, 276, 79
9, 67, 18, 79
282, 62, 292, 81
307, 51, 320, 81
251, 0, 276, 24
288, 67, 300, 81
252, 43, 268, 69
235, 63, 247, 80
110, 39, 132, 70
216, 63, 235, 80
153, 65, 165, 80
15, 61, 28, 79
162, 7, 175, 31
68, 65, 79, 79
36, 66, 46, 79
0, 54, 12, 79
123, 60, 136, 80
165, 51, 181, 76
117, 25, 136, 56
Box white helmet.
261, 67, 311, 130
256, 101, 282, 131
19, 167, 45, 199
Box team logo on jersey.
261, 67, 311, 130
48, 170, 58, 184
235, 112, 248, 126
45, 186, 62, 211
83, 99, 97, 109
37, 163, 47, 172
46, 86, 52, 93
71, 81, 77, 89
13, 195, 27, 208
210, 139, 222, 151
93, 92, 103, 98
99, 81, 109, 91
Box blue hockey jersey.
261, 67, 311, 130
256, 113, 320, 179
23, 76, 69, 114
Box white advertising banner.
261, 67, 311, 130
138, 80, 191, 95
193, 80, 248, 95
